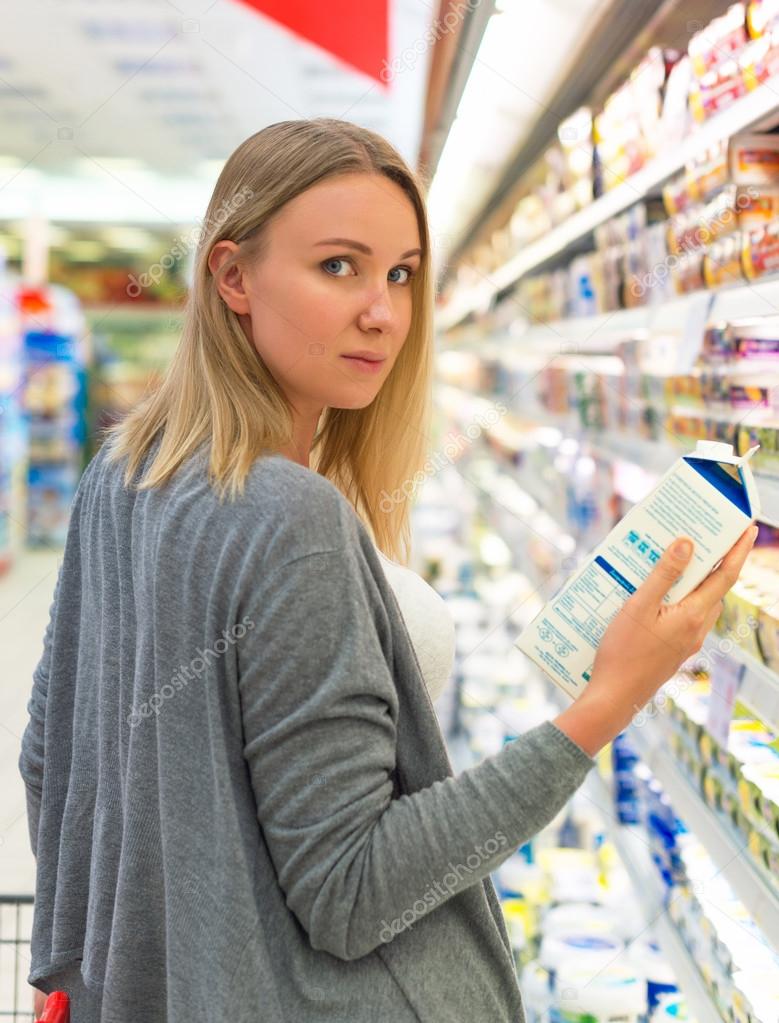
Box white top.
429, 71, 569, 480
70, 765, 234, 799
374, 547, 456, 704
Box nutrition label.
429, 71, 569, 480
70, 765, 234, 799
553, 555, 636, 653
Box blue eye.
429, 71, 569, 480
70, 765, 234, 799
322, 257, 353, 277
389, 266, 415, 285
321, 258, 416, 284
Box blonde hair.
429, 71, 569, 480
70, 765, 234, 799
103, 118, 435, 564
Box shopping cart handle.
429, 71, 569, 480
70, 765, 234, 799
35, 991, 70, 1023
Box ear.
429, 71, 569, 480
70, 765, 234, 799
208, 239, 251, 315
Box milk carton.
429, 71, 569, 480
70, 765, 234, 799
515, 440, 762, 699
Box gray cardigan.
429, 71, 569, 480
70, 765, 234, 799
18, 436, 594, 1022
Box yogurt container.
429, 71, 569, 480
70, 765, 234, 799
627, 936, 679, 1012
554, 962, 646, 1023
542, 902, 622, 939
539, 932, 624, 992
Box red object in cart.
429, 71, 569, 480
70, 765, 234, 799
35, 991, 70, 1023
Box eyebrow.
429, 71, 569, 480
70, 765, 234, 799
314, 237, 422, 259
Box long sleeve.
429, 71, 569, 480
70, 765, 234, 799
17, 457, 90, 859
238, 541, 594, 962
18, 563, 63, 858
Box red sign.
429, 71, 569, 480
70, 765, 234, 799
234, 0, 389, 85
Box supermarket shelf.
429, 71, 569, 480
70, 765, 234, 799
586, 773, 724, 1023
451, 735, 724, 1022
451, 275, 779, 359
585, 430, 779, 528
703, 634, 779, 734
441, 399, 779, 725
447, 394, 779, 528
629, 722, 779, 951
437, 80, 779, 332
458, 457, 576, 555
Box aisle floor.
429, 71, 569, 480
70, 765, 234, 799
1, 547, 62, 895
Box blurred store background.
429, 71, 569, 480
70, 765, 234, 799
2, 1, 779, 1020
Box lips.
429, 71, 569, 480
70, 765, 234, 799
341, 353, 386, 363
339, 354, 387, 374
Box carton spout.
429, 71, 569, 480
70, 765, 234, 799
684, 441, 761, 519
737, 443, 761, 466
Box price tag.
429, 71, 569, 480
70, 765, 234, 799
706, 656, 745, 746
679, 291, 716, 372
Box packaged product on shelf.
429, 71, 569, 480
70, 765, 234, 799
631, 47, 673, 162
662, 174, 691, 217
758, 598, 779, 671
710, 316, 779, 358
666, 206, 705, 256
689, 4, 749, 78
665, 679, 779, 879
557, 107, 594, 210
738, 421, 779, 475
516, 440, 761, 698
566, 255, 598, 318
742, 19, 779, 84
541, 903, 621, 939
740, 761, 779, 832
671, 247, 706, 293
703, 184, 740, 241
729, 375, 779, 410
593, 85, 633, 193
703, 231, 745, 288
724, 575, 774, 659
729, 132, 779, 184
658, 55, 692, 150
641, 222, 676, 305
667, 374, 700, 409
650, 993, 689, 1022
627, 938, 679, 1012
593, 46, 684, 196
736, 184, 779, 229
742, 217, 779, 277
688, 5, 753, 123
554, 963, 646, 1023
667, 849, 779, 1012
510, 191, 551, 248
687, 142, 731, 203
732, 970, 779, 1023
0, 252, 22, 574
22, 324, 87, 547
539, 931, 624, 989
747, 0, 779, 37
27, 461, 80, 547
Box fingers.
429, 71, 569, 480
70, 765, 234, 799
629, 535, 695, 614
685, 523, 758, 612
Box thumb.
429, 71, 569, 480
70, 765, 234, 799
631, 536, 694, 612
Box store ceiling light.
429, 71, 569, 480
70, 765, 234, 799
429, 0, 612, 261
0, 0, 431, 188
75, 156, 150, 176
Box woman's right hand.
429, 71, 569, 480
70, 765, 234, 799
554, 523, 759, 756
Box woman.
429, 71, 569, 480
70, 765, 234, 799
19, 118, 756, 1022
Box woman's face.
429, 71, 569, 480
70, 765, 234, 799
213, 172, 422, 419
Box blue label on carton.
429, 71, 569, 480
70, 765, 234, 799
593, 556, 637, 594
683, 457, 753, 516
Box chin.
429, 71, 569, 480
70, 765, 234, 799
327, 387, 382, 410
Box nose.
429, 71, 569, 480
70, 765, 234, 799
357, 283, 395, 333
